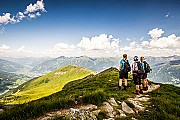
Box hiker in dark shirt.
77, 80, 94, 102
118, 54, 131, 90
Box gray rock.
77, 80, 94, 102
108, 98, 119, 107
68, 108, 97, 120
92, 110, 101, 116
103, 118, 114, 120
143, 84, 160, 94
121, 101, 135, 114
80, 104, 98, 111
117, 109, 126, 117
101, 102, 116, 118
0, 109, 3, 112
117, 101, 122, 104
132, 117, 138, 120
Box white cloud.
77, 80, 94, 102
143, 34, 180, 48
77, 34, 119, 50
0, 44, 10, 50
126, 38, 131, 41
121, 28, 180, 57
165, 13, 170, 18
148, 28, 164, 39
0, 30, 179, 58
36, 12, 41, 16
24, 0, 46, 14
0, 13, 16, 24
17, 46, 25, 52
0, 0, 46, 33
17, 12, 25, 21
28, 14, 36, 18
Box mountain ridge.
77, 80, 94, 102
3, 65, 95, 104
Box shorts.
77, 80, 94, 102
133, 75, 142, 85
142, 73, 147, 79
119, 70, 128, 79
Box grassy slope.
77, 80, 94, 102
0, 67, 179, 120
4, 65, 94, 104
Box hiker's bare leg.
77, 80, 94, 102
124, 79, 127, 86
143, 78, 147, 87
136, 85, 139, 91
119, 79, 122, 87
140, 84, 143, 89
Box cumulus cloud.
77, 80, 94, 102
148, 28, 164, 39
0, 13, 16, 24
46, 34, 120, 57
0, 0, 46, 33
17, 12, 25, 21
0, 30, 180, 57
24, 0, 46, 14
36, 12, 41, 16
143, 28, 180, 49
77, 34, 119, 50
121, 28, 180, 57
28, 14, 36, 18
0, 44, 10, 50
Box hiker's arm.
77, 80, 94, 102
119, 64, 122, 71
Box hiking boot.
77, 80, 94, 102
134, 90, 139, 95
139, 89, 143, 94
118, 86, 122, 90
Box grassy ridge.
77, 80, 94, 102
0, 67, 179, 120
3, 65, 94, 104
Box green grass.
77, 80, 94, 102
138, 84, 180, 120
2, 65, 94, 104
0, 67, 179, 120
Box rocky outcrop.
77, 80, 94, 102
36, 84, 160, 120
108, 98, 119, 107
100, 102, 116, 118
68, 108, 97, 120
121, 101, 135, 114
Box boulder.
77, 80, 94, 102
117, 109, 126, 117
101, 102, 116, 118
121, 101, 135, 114
108, 98, 119, 107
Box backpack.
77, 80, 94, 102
144, 61, 151, 73
123, 60, 131, 72
136, 61, 145, 74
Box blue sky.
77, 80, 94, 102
0, 0, 180, 57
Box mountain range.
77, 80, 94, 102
0, 55, 179, 96
149, 60, 180, 86
31, 56, 119, 74
0, 59, 26, 73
